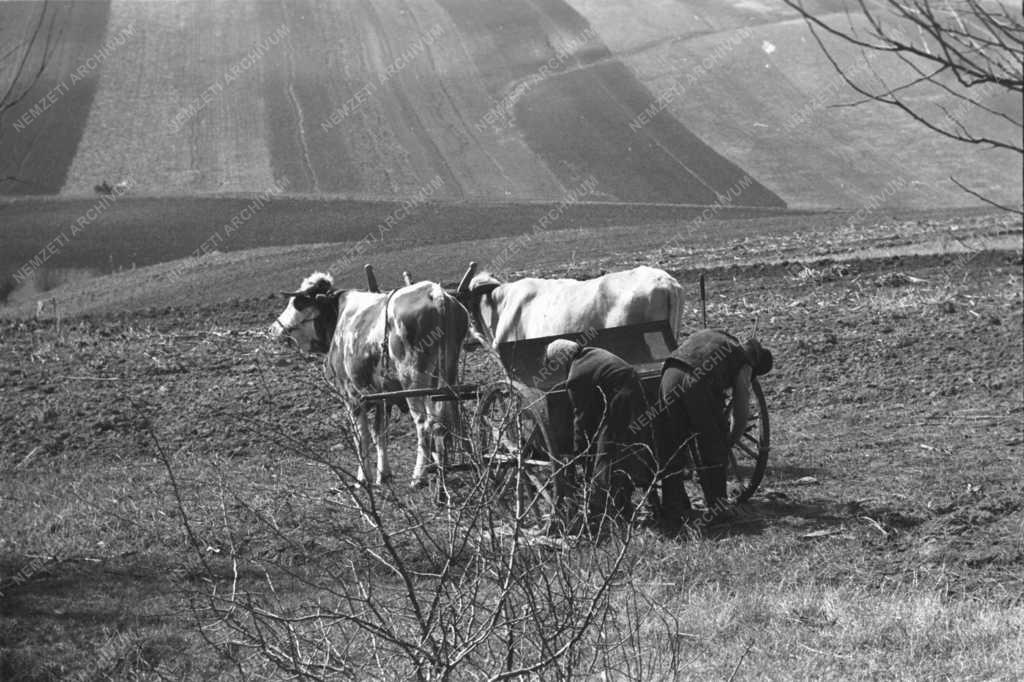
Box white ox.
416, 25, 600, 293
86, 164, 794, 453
270, 272, 469, 486
454, 264, 684, 347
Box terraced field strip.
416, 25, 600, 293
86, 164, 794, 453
569, 0, 1022, 208
62, 0, 277, 195
437, 0, 784, 205
255, 0, 565, 198
0, 1, 110, 195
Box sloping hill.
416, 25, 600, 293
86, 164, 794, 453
566, 0, 1022, 208
0, 0, 1019, 207
62, 1, 283, 195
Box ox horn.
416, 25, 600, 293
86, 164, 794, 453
279, 290, 303, 297
364, 264, 380, 293
403, 271, 413, 286
457, 262, 477, 293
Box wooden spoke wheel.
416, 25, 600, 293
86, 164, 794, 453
726, 377, 770, 503
474, 384, 560, 528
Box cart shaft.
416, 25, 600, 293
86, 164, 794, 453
358, 383, 479, 404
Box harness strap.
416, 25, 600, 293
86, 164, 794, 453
380, 289, 397, 375
438, 292, 447, 387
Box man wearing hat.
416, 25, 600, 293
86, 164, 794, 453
544, 339, 655, 526
655, 329, 774, 527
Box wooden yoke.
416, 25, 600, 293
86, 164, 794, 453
364, 264, 380, 293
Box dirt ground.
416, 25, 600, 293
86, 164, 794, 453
0, 240, 1021, 677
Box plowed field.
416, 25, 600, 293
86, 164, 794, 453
0, 212, 1021, 678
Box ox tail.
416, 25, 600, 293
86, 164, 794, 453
440, 294, 462, 387
666, 276, 684, 341
439, 290, 470, 453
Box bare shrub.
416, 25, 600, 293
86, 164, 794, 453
783, 0, 1023, 212
144, 371, 685, 680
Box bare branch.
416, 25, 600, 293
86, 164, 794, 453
783, 0, 1023, 209
949, 176, 1024, 215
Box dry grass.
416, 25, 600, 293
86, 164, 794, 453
644, 574, 1023, 679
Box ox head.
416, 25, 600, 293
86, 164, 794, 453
449, 262, 501, 347
451, 262, 500, 302
270, 272, 341, 353
450, 262, 502, 304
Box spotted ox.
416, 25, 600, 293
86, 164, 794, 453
453, 264, 684, 348
270, 272, 470, 486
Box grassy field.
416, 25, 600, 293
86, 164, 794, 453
1, 209, 1021, 678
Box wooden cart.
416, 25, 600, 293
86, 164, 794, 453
471, 321, 769, 524
361, 319, 770, 525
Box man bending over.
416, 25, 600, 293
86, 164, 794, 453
655, 330, 773, 528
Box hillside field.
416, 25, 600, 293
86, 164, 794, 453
570, 0, 1023, 208
0, 195, 801, 301
1, 0, 1018, 207
0, 0, 1021, 677
2, 202, 1018, 318
0, 214, 1021, 677
0, 1, 109, 194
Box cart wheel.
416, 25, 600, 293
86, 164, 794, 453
474, 384, 561, 528
684, 376, 770, 506
727, 377, 770, 503
475, 383, 519, 458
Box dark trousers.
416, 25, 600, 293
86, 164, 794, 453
584, 391, 655, 523
655, 365, 730, 524
587, 438, 657, 522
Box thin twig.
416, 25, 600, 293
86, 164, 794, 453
950, 176, 1024, 215
727, 640, 754, 682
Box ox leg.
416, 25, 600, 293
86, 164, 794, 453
407, 397, 433, 488
369, 403, 393, 486
353, 408, 373, 485
423, 396, 452, 505
422, 397, 450, 476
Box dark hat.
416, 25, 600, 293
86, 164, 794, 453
743, 338, 774, 376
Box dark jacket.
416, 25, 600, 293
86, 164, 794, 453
566, 347, 648, 455
663, 329, 749, 395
